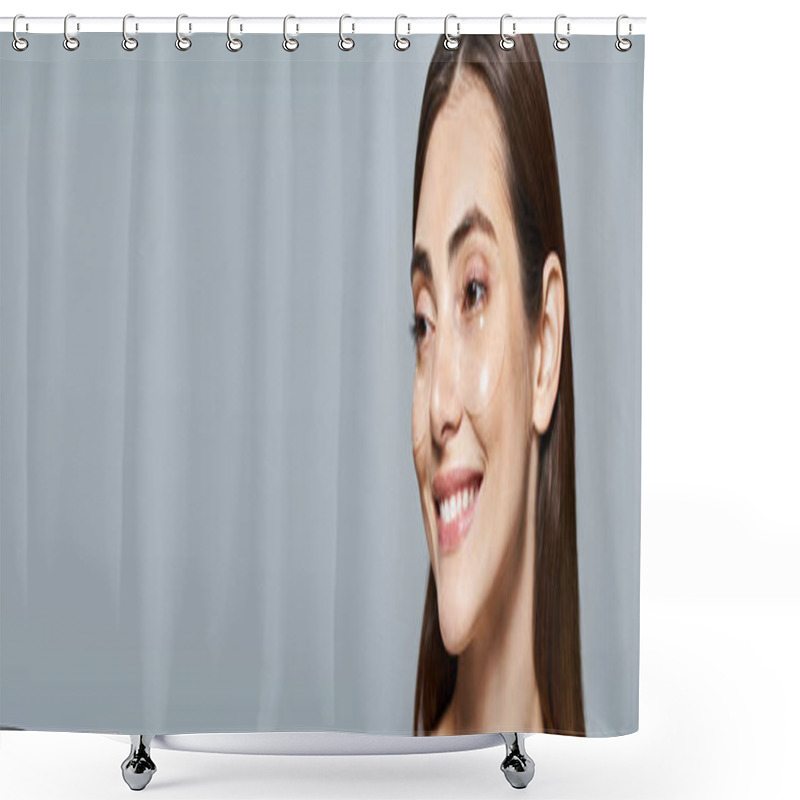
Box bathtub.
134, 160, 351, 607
103, 731, 535, 790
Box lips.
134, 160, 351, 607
433, 467, 483, 554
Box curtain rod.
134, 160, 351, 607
0, 16, 645, 37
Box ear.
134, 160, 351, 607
531, 252, 566, 435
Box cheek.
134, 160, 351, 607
465, 309, 517, 443
411, 397, 437, 567
461, 305, 507, 417
471, 321, 532, 515
411, 364, 429, 452
411, 366, 441, 571
411, 375, 431, 526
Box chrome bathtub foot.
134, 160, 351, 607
121, 735, 157, 791
500, 733, 535, 789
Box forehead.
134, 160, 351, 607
416, 70, 509, 247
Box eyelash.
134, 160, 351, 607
410, 274, 488, 348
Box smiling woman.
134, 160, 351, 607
409, 33, 585, 737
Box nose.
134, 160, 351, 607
430, 317, 462, 448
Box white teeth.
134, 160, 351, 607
438, 484, 479, 523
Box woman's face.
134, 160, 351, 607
411, 71, 536, 655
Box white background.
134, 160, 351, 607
1, 1, 798, 798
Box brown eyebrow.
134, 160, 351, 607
410, 204, 497, 286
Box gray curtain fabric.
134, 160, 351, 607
0, 33, 644, 736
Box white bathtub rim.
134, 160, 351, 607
101, 730, 520, 756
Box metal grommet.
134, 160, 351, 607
554, 14, 570, 51
615, 14, 632, 51
226, 15, 243, 51
339, 14, 354, 51
12, 14, 28, 52
63, 13, 79, 51
394, 14, 410, 51
443, 14, 460, 50
283, 15, 299, 51
175, 13, 192, 51
122, 14, 138, 51
499, 14, 515, 50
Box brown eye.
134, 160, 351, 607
464, 278, 487, 312
410, 313, 430, 347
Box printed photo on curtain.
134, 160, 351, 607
0, 27, 643, 744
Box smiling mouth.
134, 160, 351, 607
433, 469, 483, 554
436, 482, 479, 523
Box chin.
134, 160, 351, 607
436, 577, 476, 656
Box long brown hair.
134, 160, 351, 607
411, 34, 585, 736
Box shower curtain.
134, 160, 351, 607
0, 28, 644, 738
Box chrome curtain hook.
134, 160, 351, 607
615, 14, 632, 51
63, 13, 80, 51
554, 14, 571, 51
339, 14, 355, 51
176, 13, 192, 51
226, 15, 243, 51
122, 14, 138, 51
499, 14, 515, 50
394, 14, 410, 51
283, 15, 299, 51
443, 14, 460, 50
12, 14, 28, 51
